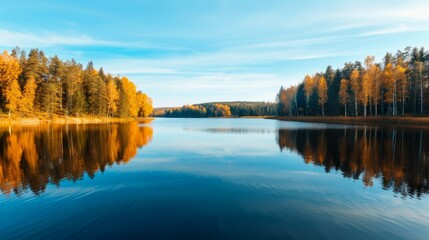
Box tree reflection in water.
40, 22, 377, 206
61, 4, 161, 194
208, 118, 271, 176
0, 122, 153, 195
277, 127, 429, 198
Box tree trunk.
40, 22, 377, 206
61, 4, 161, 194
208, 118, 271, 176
306, 97, 309, 116
421, 73, 424, 115
381, 89, 384, 115
369, 99, 373, 116
345, 104, 347, 117
402, 90, 405, 116
355, 96, 358, 116
375, 101, 378, 116
364, 103, 367, 117
393, 79, 397, 116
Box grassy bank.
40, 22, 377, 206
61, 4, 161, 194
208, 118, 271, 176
0, 116, 154, 126
267, 116, 429, 128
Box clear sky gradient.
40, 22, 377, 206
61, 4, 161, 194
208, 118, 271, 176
1, 0, 429, 107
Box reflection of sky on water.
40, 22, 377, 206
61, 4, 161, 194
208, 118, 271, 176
1, 118, 429, 239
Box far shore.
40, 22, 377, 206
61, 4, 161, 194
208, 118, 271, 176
0, 116, 154, 126
266, 116, 429, 128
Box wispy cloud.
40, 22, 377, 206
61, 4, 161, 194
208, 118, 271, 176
100, 48, 341, 76
0, 28, 111, 47
0, 28, 172, 50
359, 24, 429, 37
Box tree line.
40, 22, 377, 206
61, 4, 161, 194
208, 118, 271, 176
0, 47, 153, 118
156, 102, 277, 118
276, 46, 428, 117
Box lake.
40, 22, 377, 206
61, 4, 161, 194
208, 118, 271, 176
1, 118, 428, 239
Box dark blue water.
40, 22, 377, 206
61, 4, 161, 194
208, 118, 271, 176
1, 119, 428, 239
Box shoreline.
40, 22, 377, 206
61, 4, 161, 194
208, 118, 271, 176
0, 116, 154, 126
266, 116, 429, 128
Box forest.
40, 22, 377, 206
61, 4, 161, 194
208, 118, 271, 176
276, 46, 429, 117
156, 102, 277, 118
0, 47, 153, 118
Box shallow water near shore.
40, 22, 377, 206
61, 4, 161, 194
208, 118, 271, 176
1, 118, 429, 239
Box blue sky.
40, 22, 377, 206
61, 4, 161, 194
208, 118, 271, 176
1, 0, 429, 107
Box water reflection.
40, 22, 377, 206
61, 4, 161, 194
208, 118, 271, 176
277, 127, 429, 197
0, 122, 153, 195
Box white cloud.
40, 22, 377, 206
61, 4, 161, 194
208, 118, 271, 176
359, 24, 429, 37
0, 29, 107, 47
0, 28, 162, 49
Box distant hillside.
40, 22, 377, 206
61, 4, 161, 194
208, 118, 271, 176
152, 101, 277, 117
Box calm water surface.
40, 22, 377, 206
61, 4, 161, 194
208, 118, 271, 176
1, 119, 429, 239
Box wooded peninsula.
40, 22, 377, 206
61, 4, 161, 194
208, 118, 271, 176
0, 47, 153, 123
276, 46, 428, 117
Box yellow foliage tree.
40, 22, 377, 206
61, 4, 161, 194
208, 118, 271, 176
214, 104, 231, 117
119, 77, 138, 117
4, 79, 22, 117
339, 79, 349, 117
0, 51, 22, 117
303, 75, 314, 116
317, 76, 328, 116
0, 51, 21, 88
371, 65, 382, 116
136, 91, 153, 117
361, 56, 375, 117
383, 63, 395, 115
394, 59, 407, 115
350, 69, 360, 116
21, 75, 37, 114
106, 79, 119, 117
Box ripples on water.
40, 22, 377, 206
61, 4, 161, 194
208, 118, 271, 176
1, 119, 429, 239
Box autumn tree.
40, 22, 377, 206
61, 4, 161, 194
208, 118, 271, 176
317, 76, 328, 116
63, 60, 83, 116
0, 51, 22, 117
339, 79, 349, 117
213, 104, 231, 117
371, 65, 382, 116
4, 79, 22, 117
136, 91, 153, 117
0, 47, 151, 119
303, 75, 314, 116
276, 87, 287, 116
394, 56, 408, 115
118, 77, 138, 118
361, 56, 375, 117
106, 79, 119, 117
21, 75, 37, 114
350, 69, 360, 116
383, 63, 395, 115
275, 46, 428, 117
276, 86, 297, 116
